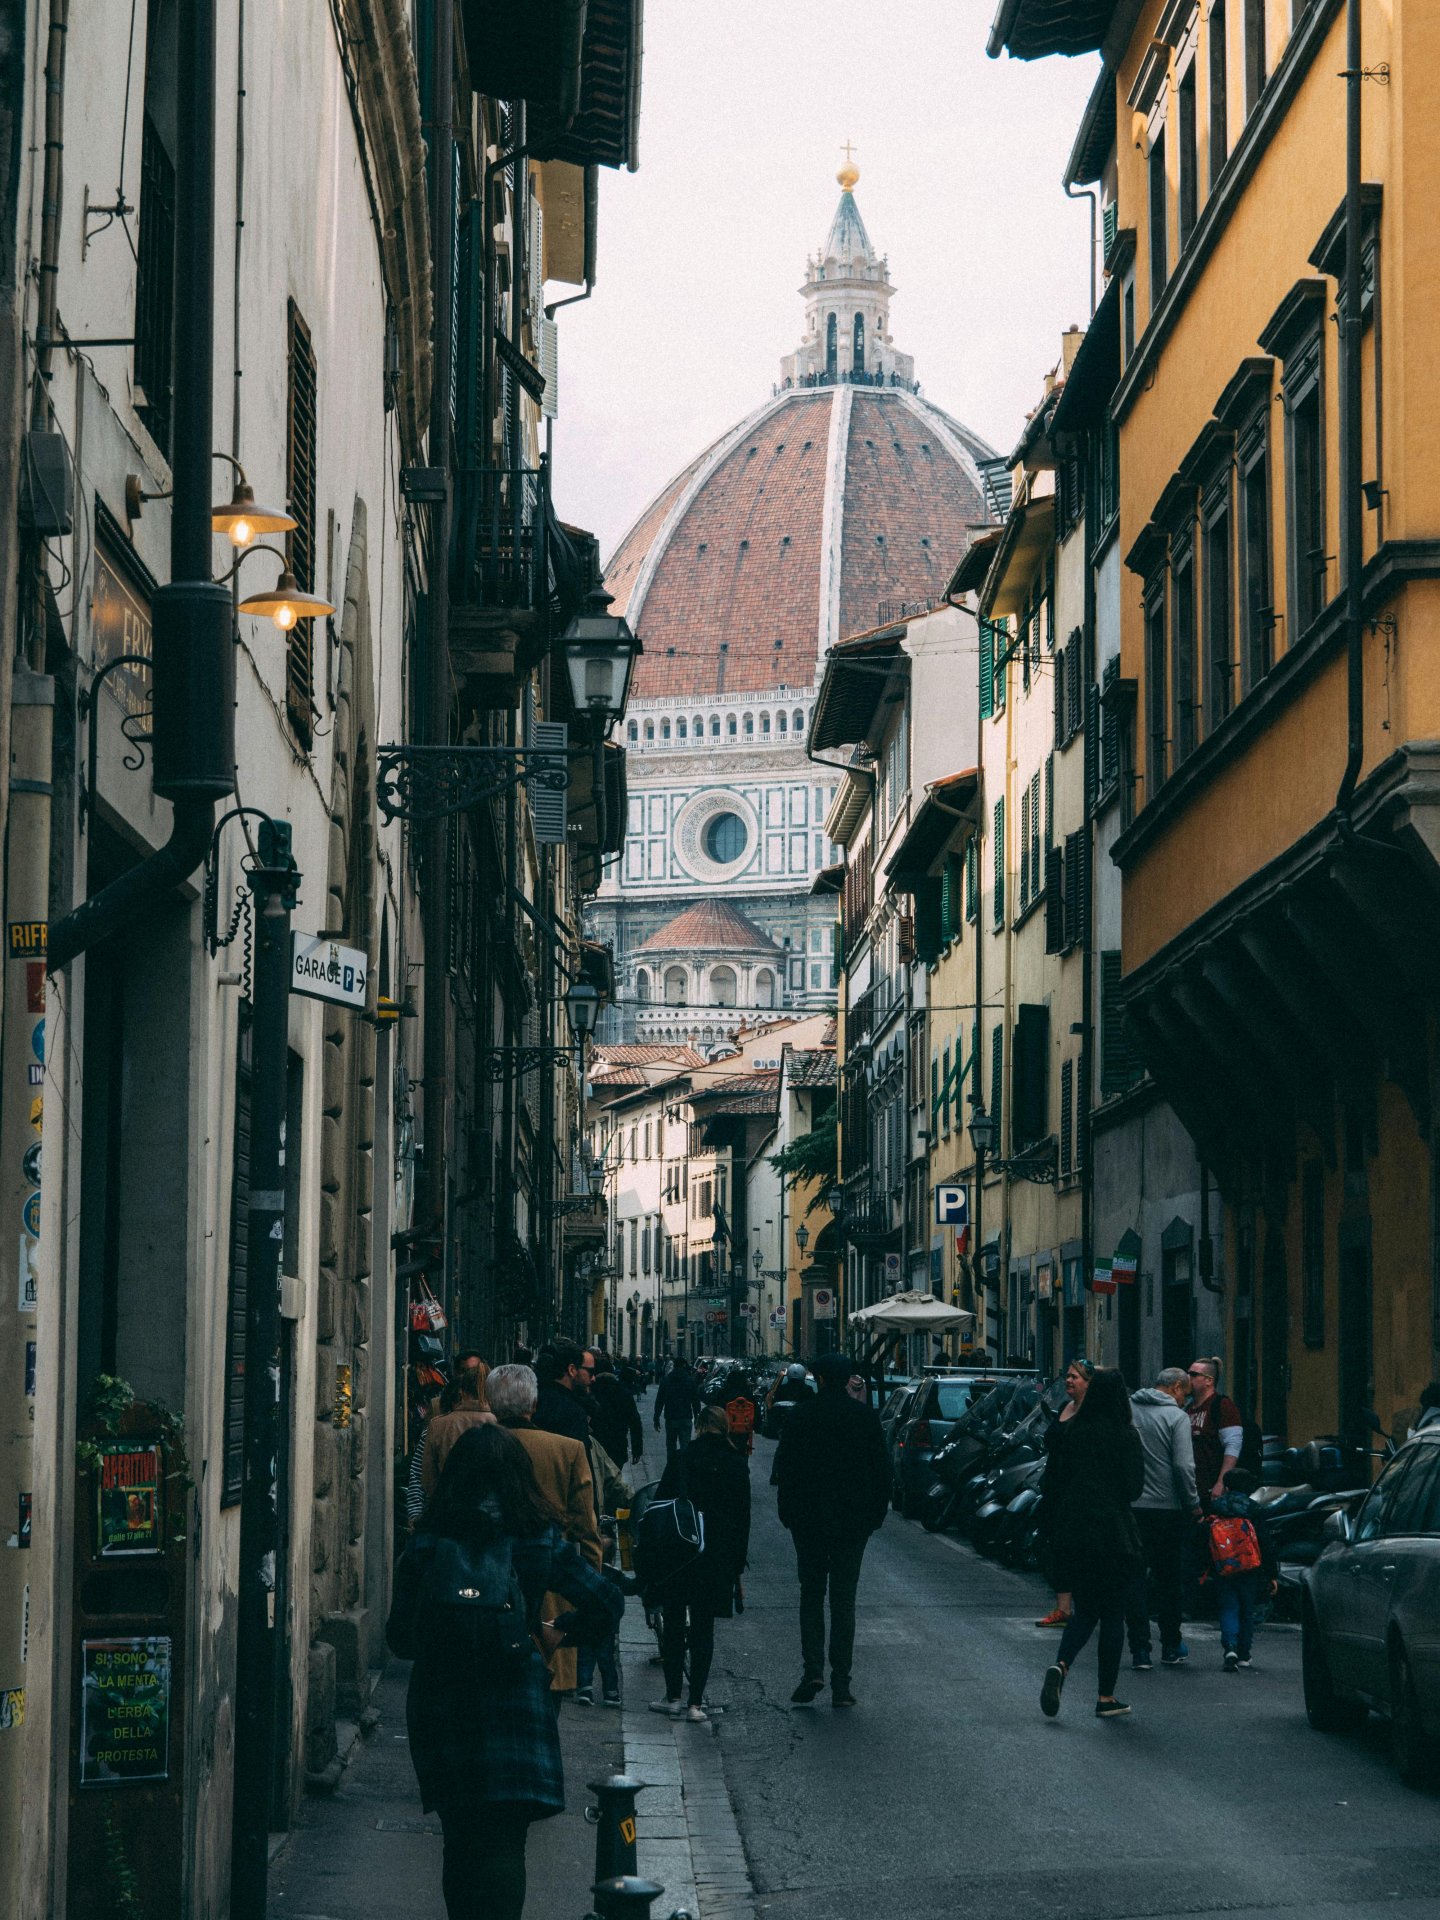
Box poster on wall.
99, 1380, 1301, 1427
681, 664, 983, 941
79, 1637, 171, 1786
95, 1442, 164, 1557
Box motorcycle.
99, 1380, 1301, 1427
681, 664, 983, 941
920, 1380, 1043, 1533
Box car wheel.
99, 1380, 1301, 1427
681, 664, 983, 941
1389, 1642, 1434, 1788
1302, 1605, 1367, 1734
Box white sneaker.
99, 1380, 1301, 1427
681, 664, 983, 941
648, 1698, 683, 1717
685, 1705, 708, 1723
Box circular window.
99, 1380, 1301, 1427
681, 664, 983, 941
704, 812, 748, 864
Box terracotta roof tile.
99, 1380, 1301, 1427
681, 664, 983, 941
635, 901, 784, 955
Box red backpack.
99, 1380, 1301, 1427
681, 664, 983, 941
1207, 1513, 1262, 1578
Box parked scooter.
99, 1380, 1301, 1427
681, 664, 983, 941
921, 1381, 1035, 1533
1251, 1415, 1396, 1618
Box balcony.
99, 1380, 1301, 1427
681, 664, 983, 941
449, 466, 549, 688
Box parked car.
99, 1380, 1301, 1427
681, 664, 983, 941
1302, 1425, 1440, 1785
882, 1382, 919, 1506
893, 1371, 1035, 1519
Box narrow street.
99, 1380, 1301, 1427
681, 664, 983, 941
272, 1420, 1440, 1920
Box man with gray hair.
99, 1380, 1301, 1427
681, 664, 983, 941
1126, 1366, 1201, 1671
486, 1362, 540, 1424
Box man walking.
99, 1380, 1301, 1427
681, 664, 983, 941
653, 1356, 702, 1459
533, 1338, 595, 1447
590, 1351, 645, 1466
1187, 1358, 1244, 1507
1126, 1367, 1201, 1670
774, 1349, 890, 1709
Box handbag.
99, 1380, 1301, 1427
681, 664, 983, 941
409, 1285, 448, 1334
386, 1530, 532, 1667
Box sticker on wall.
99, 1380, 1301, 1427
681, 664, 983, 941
29, 1019, 43, 1066
24, 1342, 34, 1397
0, 1688, 23, 1732
79, 1638, 170, 1785
7, 921, 45, 958
21, 1140, 40, 1188
21, 1192, 39, 1240
333, 1364, 353, 1429
25, 963, 44, 1014
17, 1237, 37, 1312
28, 1097, 41, 1137
26, 1065, 41, 1086
17, 1493, 29, 1549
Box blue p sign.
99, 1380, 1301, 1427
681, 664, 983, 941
934, 1184, 969, 1228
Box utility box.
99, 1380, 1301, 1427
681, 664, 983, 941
19, 429, 74, 535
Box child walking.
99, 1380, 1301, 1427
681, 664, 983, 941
1206, 1467, 1276, 1671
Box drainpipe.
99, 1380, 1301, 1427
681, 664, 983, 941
421, 0, 453, 1258
1335, 0, 1364, 820
48, 0, 233, 975
1063, 178, 1098, 320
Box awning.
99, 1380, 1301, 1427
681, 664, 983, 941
526, 0, 644, 173
981, 497, 1056, 620
849, 1290, 975, 1335
886, 769, 980, 885
947, 528, 1002, 598
987, 0, 1116, 61
809, 629, 906, 752
1065, 64, 1116, 188
810, 863, 844, 897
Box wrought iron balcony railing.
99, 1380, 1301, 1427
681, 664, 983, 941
451, 466, 548, 616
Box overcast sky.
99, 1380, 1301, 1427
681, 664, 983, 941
548, 0, 1100, 560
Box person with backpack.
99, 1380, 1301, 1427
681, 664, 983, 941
1186, 1357, 1245, 1506
654, 1355, 703, 1458
774, 1349, 890, 1708
647, 1407, 750, 1722
1206, 1467, 1277, 1671
386, 1423, 622, 1920
1039, 1369, 1146, 1721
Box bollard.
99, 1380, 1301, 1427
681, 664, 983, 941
585, 1772, 647, 1882
589, 1875, 664, 1919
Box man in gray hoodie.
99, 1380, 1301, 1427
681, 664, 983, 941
1126, 1368, 1201, 1669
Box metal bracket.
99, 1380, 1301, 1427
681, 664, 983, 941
79, 652, 153, 831
541, 1193, 604, 1218
375, 743, 568, 825
477, 1044, 579, 1081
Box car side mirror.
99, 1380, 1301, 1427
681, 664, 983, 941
1323, 1508, 1353, 1546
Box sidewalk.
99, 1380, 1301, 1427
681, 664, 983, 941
269, 1663, 626, 1920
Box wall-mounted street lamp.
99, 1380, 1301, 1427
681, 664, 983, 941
967, 1103, 996, 1162
795, 1222, 810, 1253
564, 979, 601, 1043
126, 452, 296, 550
227, 543, 336, 631
561, 586, 642, 730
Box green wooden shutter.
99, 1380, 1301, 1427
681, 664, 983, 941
942, 1041, 952, 1135
989, 1023, 1004, 1149
993, 798, 1005, 926
1014, 1002, 1049, 1149
1084, 682, 1100, 805
939, 861, 956, 943
1100, 950, 1143, 1095
993, 620, 1008, 712
964, 840, 978, 922
914, 876, 942, 963
1044, 753, 1055, 852
1044, 847, 1066, 953
1019, 785, 1031, 908
979, 619, 995, 720
931, 1054, 940, 1130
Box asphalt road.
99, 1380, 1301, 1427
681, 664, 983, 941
686, 1429, 1440, 1920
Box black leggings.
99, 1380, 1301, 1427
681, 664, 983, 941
437, 1800, 533, 1920
660, 1599, 716, 1706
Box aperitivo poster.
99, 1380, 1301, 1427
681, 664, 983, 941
95, 1441, 164, 1556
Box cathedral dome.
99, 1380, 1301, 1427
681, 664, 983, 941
606, 174, 1000, 704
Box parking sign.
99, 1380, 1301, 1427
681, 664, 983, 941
934, 1184, 969, 1228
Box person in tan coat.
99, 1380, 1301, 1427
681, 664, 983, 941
487, 1363, 603, 1694
420, 1363, 495, 1499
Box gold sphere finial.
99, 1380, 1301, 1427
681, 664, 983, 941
837, 139, 859, 192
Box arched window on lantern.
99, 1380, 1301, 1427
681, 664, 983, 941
826, 312, 837, 379
710, 966, 737, 1007
664, 967, 686, 1006
853, 311, 865, 375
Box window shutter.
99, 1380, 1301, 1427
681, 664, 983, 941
1100, 949, 1143, 1095
1067, 641, 1083, 739
1029, 772, 1041, 901
1045, 847, 1066, 953
1019, 786, 1031, 908
915, 875, 942, 963
964, 840, 978, 922
1084, 682, 1100, 805
1064, 829, 1083, 950
989, 1023, 1004, 1149
979, 619, 995, 720
1044, 754, 1055, 852
942, 1042, 952, 1135
993, 620, 1008, 711
993, 799, 1005, 926
931, 1054, 940, 1130
284, 300, 318, 750
939, 861, 955, 943
1053, 645, 1066, 749
1014, 1003, 1049, 1149
1101, 658, 1121, 786
1060, 1059, 1074, 1176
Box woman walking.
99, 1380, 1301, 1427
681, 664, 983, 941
387, 1424, 623, 1920
1035, 1359, 1094, 1627
650, 1407, 750, 1722
1039, 1368, 1144, 1720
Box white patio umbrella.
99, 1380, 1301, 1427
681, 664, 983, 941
847, 1290, 974, 1336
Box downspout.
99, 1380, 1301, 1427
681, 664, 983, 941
31, 0, 67, 421
1334, 0, 1364, 821
1079, 515, 1096, 1336
49, 0, 233, 977
1063, 178, 1098, 321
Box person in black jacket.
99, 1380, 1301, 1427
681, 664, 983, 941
649, 1408, 750, 1722
774, 1349, 889, 1708
589, 1351, 644, 1466
532, 1339, 594, 1448
1039, 1368, 1145, 1721
654, 1356, 703, 1458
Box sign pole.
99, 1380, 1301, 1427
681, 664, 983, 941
230, 819, 298, 1920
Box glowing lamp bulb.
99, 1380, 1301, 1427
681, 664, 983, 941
228, 516, 254, 549
273, 603, 297, 632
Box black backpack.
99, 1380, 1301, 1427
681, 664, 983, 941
387, 1530, 532, 1667
633, 1496, 704, 1595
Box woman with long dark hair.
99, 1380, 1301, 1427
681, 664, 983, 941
1038, 1368, 1143, 1720
387, 1423, 623, 1920
1036, 1358, 1094, 1627
650, 1406, 750, 1722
